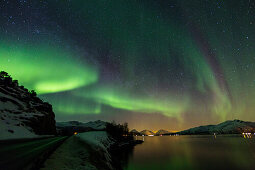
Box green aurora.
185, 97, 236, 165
0, 0, 254, 130
0, 42, 98, 94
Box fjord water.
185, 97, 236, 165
125, 135, 255, 170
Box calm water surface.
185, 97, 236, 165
125, 135, 255, 170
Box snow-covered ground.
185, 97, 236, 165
0, 117, 38, 140
42, 131, 115, 170
77, 131, 114, 152
41, 136, 96, 170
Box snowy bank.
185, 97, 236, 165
42, 131, 116, 170
77, 131, 115, 169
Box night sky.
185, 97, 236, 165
1, 0, 255, 131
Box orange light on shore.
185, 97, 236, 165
74, 132, 78, 135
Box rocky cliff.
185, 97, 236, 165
0, 71, 56, 139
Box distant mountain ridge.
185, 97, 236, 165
130, 120, 255, 136
130, 129, 141, 135
140, 130, 154, 136
56, 120, 107, 135
130, 129, 171, 136
179, 119, 255, 135
155, 129, 170, 135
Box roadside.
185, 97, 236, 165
41, 132, 112, 170
0, 136, 68, 170
41, 131, 137, 170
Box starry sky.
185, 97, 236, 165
0, 0, 255, 131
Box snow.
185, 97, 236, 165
0, 91, 25, 109
156, 129, 170, 135
0, 109, 46, 140
77, 131, 114, 168
0, 86, 46, 140
77, 131, 114, 151
42, 131, 115, 170
130, 129, 139, 133
0, 100, 19, 110
180, 120, 255, 134
42, 136, 97, 170
0, 114, 38, 140
140, 130, 155, 136
84, 120, 107, 130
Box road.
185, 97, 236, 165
0, 136, 68, 170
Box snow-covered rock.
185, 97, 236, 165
180, 120, 255, 135
155, 129, 170, 135
0, 74, 56, 140
140, 129, 155, 136
130, 129, 141, 135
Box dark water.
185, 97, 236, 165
125, 135, 255, 170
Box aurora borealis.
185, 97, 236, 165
1, 0, 255, 130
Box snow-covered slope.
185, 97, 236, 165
140, 129, 155, 136
130, 129, 141, 135
155, 129, 170, 135
0, 74, 56, 140
180, 120, 255, 135
78, 131, 114, 168
56, 120, 107, 135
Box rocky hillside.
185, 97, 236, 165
0, 71, 56, 139
179, 119, 255, 135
